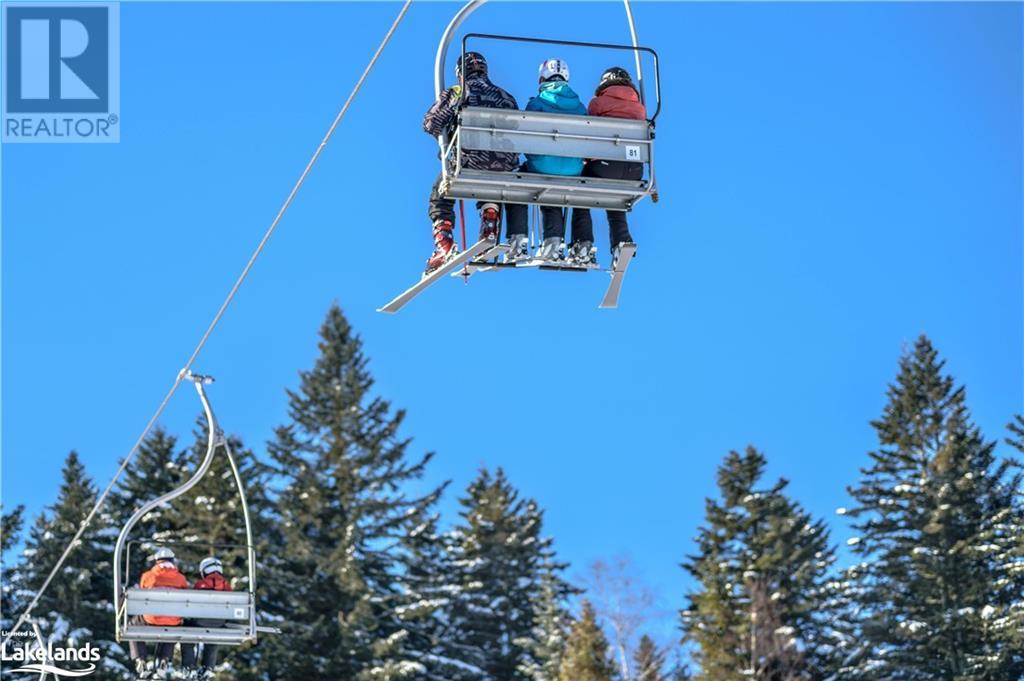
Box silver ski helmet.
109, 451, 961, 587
456, 51, 488, 80
596, 66, 635, 95
199, 556, 223, 577
151, 547, 176, 564
538, 58, 570, 83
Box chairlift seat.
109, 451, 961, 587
443, 107, 655, 211
445, 167, 648, 211
120, 624, 252, 646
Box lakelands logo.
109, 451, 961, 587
2, 2, 120, 143
1, 640, 99, 676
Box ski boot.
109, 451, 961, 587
135, 659, 155, 680
504, 235, 530, 264
197, 666, 214, 681
154, 660, 175, 680
612, 241, 637, 271
536, 237, 566, 263
568, 240, 598, 268
424, 220, 458, 276
479, 203, 500, 242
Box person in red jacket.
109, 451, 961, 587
567, 67, 648, 268
130, 547, 190, 677
179, 556, 234, 678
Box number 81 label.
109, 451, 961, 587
625, 145, 641, 160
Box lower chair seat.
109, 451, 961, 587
443, 169, 650, 211
120, 624, 252, 645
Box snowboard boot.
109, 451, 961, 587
536, 237, 566, 263
568, 240, 598, 268
424, 220, 458, 276
504, 235, 530, 264
479, 203, 500, 242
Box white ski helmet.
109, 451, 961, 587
199, 557, 223, 577
538, 58, 570, 83
152, 547, 175, 563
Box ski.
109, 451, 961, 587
598, 242, 637, 309
456, 257, 594, 278
454, 260, 517, 277
378, 238, 505, 314
538, 261, 593, 273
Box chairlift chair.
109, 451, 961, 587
439, 33, 661, 212
379, 1, 660, 313
112, 373, 277, 647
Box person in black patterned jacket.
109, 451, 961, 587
422, 51, 529, 274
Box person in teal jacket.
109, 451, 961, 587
523, 59, 588, 263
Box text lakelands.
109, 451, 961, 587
1, 641, 102, 663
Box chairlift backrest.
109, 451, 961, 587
123, 587, 252, 621
458, 108, 653, 165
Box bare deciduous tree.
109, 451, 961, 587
584, 555, 657, 681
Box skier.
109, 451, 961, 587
423, 51, 529, 273
523, 58, 588, 263
179, 557, 233, 680
130, 547, 190, 679
567, 67, 648, 268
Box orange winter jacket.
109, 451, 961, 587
139, 562, 189, 625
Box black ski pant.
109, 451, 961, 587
539, 206, 573, 242
127, 616, 175, 662
428, 173, 528, 237
179, 643, 218, 669
179, 618, 223, 669
569, 160, 643, 250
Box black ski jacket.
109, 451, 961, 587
423, 76, 520, 171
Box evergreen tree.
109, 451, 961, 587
842, 337, 1024, 679
633, 635, 667, 681
391, 503, 466, 681
17, 453, 128, 680
672, 666, 692, 681
446, 467, 570, 681
681, 447, 836, 680
259, 304, 445, 680
1, 505, 26, 632
518, 561, 573, 681
669, 651, 693, 681
992, 416, 1024, 661
559, 600, 617, 681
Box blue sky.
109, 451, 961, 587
2, 1, 1021, 645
